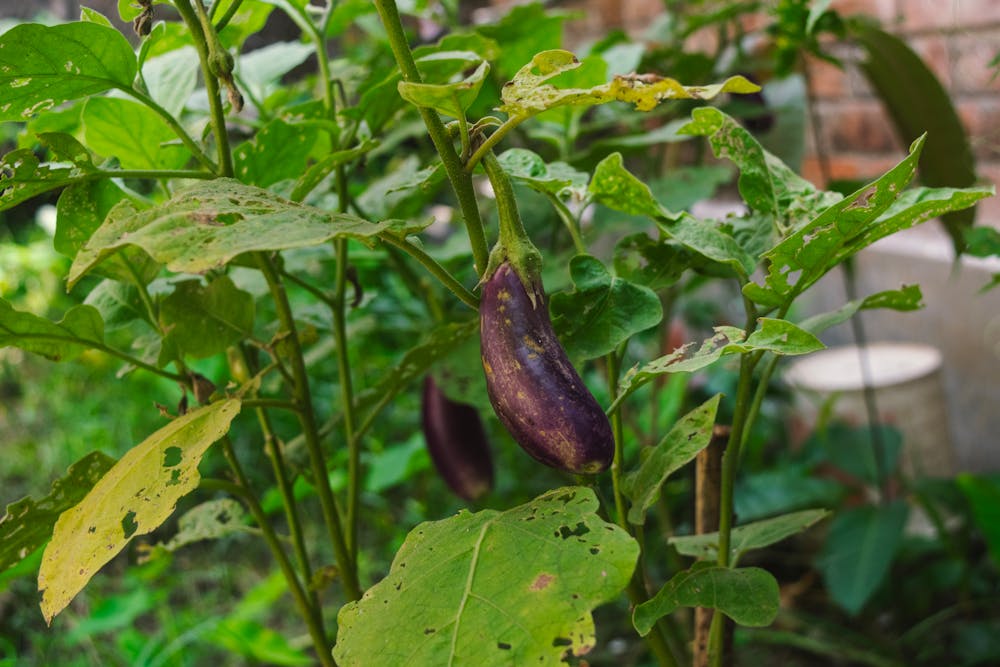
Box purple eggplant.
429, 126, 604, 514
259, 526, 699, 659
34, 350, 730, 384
479, 262, 614, 474
421, 376, 494, 501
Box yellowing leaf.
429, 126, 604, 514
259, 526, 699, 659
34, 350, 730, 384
500, 49, 759, 118
38, 399, 241, 624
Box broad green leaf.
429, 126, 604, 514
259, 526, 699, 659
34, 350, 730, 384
965, 226, 1000, 258
80, 6, 114, 26
612, 234, 694, 291
475, 3, 569, 80
155, 499, 248, 553
615, 319, 822, 403
633, 564, 779, 635
83, 97, 192, 170
0, 22, 136, 121
159, 276, 255, 360
236, 41, 315, 104
654, 165, 734, 213
234, 117, 325, 188
956, 474, 1000, 566
334, 486, 639, 666
412, 31, 501, 63
290, 139, 378, 203
364, 436, 431, 494
0, 299, 104, 362
852, 21, 979, 252
139, 21, 195, 64
68, 179, 392, 287
497, 148, 589, 197
549, 254, 662, 360
216, 0, 275, 50
83, 280, 151, 331
142, 46, 199, 118
622, 395, 721, 525
817, 501, 908, 615
356, 155, 445, 219
500, 50, 759, 118
735, 465, 848, 523
678, 107, 840, 233
38, 399, 242, 623
669, 509, 830, 563
0, 148, 91, 213
0, 452, 116, 573
398, 60, 490, 119
589, 153, 754, 273
799, 285, 923, 334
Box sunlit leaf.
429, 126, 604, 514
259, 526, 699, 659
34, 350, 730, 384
335, 486, 638, 666
82, 97, 191, 170
39, 399, 242, 623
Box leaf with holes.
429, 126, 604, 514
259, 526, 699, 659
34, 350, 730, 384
549, 255, 662, 360
156, 499, 248, 553
0, 299, 105, 362
0, 452, 116, 573
0, 22, 136, 122
633, 564, 779, 635
38, 399, 241, 624
497, 148, 589, 198
669, 509, 830, 564
67, 179, 394, 287
622, 395, 720, 525
334, 486, 638, 666
500, 50, 758, 118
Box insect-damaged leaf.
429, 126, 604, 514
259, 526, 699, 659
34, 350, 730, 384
334, 486, 638, 666
0, 22, 136, 122
67, 179, 396, 287
38, 399, 241, 624
500, 49, 758, 118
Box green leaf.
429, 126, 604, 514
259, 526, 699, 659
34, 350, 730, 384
236, 41, 316, 104
398, 60, 489, 119
589, 153, 754, 273
0, 452, 116, 573
654, 165, 734, 212
612, 234, 693, 291
0, 299, 105, 362
852, 21, 980, 252
83, 280, 151, 331
141, 46, 199, 118
799, 285, 923, 334
0, 148, 92, 213
622, 395, 721, 525
739, 318, 825, 356
500, 49, 759, 118
216, 0, 275, 50
234, 117, 325, 188
549, 254, 662, 360
817, 501, 908, 615
956, 474, 1000, 566
633, 564, 779, 635
290, 139, 378, 203
669, 509, 830, 563
80, 6, 115, 27
68, 179, 392, 287
334, 486, 639, 666
82, 97, 192, 170
475, 3, 569, 80
497, 148, 589, 197
155, 499, 248, 553
735, 465, 847, 523
159, 276, 255, 360
0, 22, 136, 121
208, 618, 312, 667
38, 399, 242, 624
965, 226, 1000, 258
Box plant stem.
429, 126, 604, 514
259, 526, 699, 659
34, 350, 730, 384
372, 0, 490, 277
212, 0, 245, 32
465, 116, 526, 172
256, 254, 361, 601
218, 437, 335, 667
119, 85, 217, 173
377, 233, 479, 310
605, 350, 630, 531
544, 191, 586, 255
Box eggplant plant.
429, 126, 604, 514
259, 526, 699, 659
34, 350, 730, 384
0, 1, 993, 666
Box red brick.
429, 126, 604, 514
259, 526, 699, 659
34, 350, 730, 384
957, 99, 1000, 161
801, 153, 903, 185
950, 31, 1000, 94
971, 161, 1000, 226
623, 0, 665, 34
806, 53, 851, 98
818, 100, 901, 153
909, 33, 952, 88
896, 0, 1000, 32
831, 0, 899, 23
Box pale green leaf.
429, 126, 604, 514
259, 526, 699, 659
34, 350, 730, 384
612, 234, 694, 291
798, 285, 923, 334
633, 565, 779, 635
141, 46, 199, 118
549, 254, 663, 360
0, 299, 104, 362
0, 22, 136, 121
0, 452, 116, 573
290, 139, 378, 203
500, 49, 759, 118
80, 6, 114, 27
83, 280, 151, 331
398, 60, 489, 119
622, 395, 721, 525
334, 486, 639, 666
234, 117, 325, 188
497, 148, 589, 197
83, 97, 191, 170
669, 509, 830, 563
0, 148, 91, 213
38, 399, 242, 623
157, 499, 248, 553
68, 179, 392, 287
